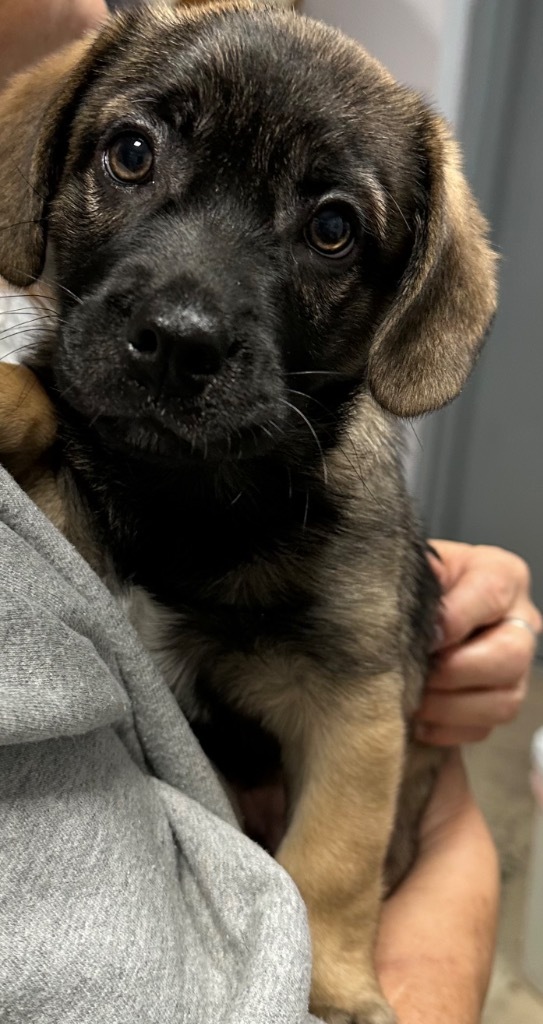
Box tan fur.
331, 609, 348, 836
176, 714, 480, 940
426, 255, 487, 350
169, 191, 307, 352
275, 681, 404, 1024
0, 363, 69, 529
0, 363, 56, 470
0, 363, 106, 568
159, 640, 411, 1022
368, 129, 498, 416
0, 37, 104, 286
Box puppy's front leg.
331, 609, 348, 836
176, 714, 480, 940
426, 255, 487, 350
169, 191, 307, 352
276, 676, 404, 1024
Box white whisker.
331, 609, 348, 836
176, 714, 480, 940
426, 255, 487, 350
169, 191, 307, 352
278, 395, 328, 490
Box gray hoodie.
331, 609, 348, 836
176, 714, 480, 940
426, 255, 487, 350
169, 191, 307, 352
0, 466, 316, 1023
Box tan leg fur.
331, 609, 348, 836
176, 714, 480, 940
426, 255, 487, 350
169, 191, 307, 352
274, 677, 404, 1024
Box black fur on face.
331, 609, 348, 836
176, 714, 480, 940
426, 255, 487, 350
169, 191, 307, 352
44, 5, 424, 469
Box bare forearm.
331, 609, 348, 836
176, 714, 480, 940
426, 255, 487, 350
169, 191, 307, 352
0, 0, 107, 87
376, 754, 499, 1023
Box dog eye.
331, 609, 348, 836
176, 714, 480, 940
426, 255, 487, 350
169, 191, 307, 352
104, 133, 154, 184
304, 204, 356, 258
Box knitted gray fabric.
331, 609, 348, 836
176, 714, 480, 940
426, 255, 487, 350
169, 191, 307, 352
0, 466, 316, 1023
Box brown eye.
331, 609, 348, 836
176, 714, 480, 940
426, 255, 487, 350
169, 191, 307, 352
105, 132, 154, 184
304, 203, 357, 258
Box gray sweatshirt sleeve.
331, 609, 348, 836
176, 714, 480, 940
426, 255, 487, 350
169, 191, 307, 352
0, 467, 316, 1024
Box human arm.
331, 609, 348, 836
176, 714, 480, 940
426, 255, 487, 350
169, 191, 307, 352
376, 750, 499, 1024
416, 541, 542, 745
0, 0, 108, 89
377, 541, 542, 1020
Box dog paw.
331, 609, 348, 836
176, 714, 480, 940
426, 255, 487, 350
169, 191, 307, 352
314, 997, 396, 1024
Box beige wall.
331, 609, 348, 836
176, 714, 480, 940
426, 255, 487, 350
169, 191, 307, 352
300, 0, 475, 124
300, 0, 444, 99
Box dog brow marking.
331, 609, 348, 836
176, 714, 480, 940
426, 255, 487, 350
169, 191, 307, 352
358, 172, 389, 242
379, 182, 410, 232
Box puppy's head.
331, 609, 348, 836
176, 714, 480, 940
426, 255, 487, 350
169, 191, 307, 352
0, 0, 497, 465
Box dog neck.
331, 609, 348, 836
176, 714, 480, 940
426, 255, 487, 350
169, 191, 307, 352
54, 402, 341, 609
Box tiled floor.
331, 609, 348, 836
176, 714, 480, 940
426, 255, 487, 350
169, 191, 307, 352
465, 667, 543, 1023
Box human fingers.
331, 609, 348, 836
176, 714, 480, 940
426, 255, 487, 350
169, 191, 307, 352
416, 618, 534, 744
428, 617, 537, 692
415, 671, 528, 745
429, 543, 541, 650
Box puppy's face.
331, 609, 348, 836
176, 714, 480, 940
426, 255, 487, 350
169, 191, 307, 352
49, 8, 418, 461
0, 1, 497, 464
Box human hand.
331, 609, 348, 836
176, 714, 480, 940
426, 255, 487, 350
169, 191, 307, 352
415, 541, 542, 746
376, 750, 499, 1023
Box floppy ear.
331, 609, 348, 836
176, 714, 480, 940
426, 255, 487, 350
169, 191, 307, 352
0, 32, 108, 288
367, 119, 498, 418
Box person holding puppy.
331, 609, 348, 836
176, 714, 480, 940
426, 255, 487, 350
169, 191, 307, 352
0, 3, 541, 1024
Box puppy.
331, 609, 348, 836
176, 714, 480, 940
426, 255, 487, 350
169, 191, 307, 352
0, 2, 497, 1021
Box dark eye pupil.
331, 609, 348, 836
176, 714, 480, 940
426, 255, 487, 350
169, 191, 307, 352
306, 204, 355, 257
314, 210, 348, 245
106, 133, 154, 183
118, 137, 147, 172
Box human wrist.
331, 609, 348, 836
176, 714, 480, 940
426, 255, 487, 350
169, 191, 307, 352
375, 754, 499, 1023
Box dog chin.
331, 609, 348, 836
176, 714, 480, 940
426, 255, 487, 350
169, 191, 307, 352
58, 371, 286, 463
93, 412, 281, 464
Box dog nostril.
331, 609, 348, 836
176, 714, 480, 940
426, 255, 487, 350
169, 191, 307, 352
126, 306, 236, 392
174, 339, 221, 376
130, 327, 159, 356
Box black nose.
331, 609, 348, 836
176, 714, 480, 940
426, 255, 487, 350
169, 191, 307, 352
127, 303, 232, 394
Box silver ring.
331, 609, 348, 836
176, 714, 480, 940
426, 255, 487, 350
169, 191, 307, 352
503, 616, 540, 640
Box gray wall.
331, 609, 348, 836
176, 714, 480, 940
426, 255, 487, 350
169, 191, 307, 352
418, 0, 543, 615
301, 0, 446, 100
